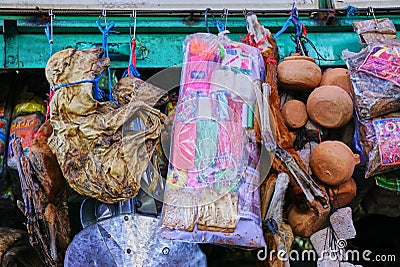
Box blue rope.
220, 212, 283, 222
54, 70, 106, 101
274, 2, 303, 39
96, 20, 118, 103
346, 5, 358, 17
44, 24, 53, 58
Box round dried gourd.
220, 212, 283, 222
320, 68, 353, 94
281, 100, 308, 129
310, 141, 360, 186
277, 56, 321, 90
307, 85, 353, 129
328, 177, 357, 209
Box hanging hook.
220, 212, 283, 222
48, 9, 54, 44
222, 8, 228, 31
100, 9, 107, 27
205, 8, 211, 33
367, 6, 378, 29
130, 10, 137, 40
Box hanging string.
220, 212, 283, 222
205, 8, 226, 33
96, 13, 117, 103
274, 2, 308, 55
44, 10, 54, 120
123, 10, 141, 78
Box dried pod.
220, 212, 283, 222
329, 177, 357, 209
287, 202, 330, 238
281, 100, 308, 129
307, 85, 353, 129
320, 68, 353, 94
310, 141, 360, 186
277, 56, 322, 90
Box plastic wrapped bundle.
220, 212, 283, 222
160, 33, 268, 248
343, 40, 400, 120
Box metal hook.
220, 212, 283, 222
48, 9, 54, 44
205, 8, 211, 33
367, 6, 379, 29
100, 9, 107, 26
222, 8, 228, 31
130, 10, 137, 40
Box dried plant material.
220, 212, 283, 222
45, 48, 166, 203
307, 85, 353, 129
278, 56, 321, 90
320, 68, 353, 95
310, 141, 360, 186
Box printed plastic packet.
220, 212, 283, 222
159, 33, 268, 248
356, 112, 400, 178
342, 39, 400, 120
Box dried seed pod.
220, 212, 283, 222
320, 68, 353, 94
329, 177, 357, 209
277, 56, 322, 91
287, 202, 330, 238
310, 141, 360, 186
307, 85, 353, 129
281, 100, 308, 129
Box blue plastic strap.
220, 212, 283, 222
54, 71, 106, 101
44, 24, 53, 57
96, 20, 118, 103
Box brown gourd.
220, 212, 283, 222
328, 177, 357, 209
320, 68, 353, 94
277, 56, 321, 90
281, 100, 308, 129
307, 85, 353, 129
310, 141, 360, 186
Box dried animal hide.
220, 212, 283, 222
11, 123, 70, 266
45, 48, 166, 203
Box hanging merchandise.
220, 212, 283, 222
159, 32, 269, 248
7, 94, 45, 169
46, 47, 166, 203
352, 15, 397, 44
122, 10, 141, 78
343, 39, 400, 120
356, 112, 400, 178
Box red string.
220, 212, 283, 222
255, 34, 270, 48
265, 57, 277, 65
45, 90, 55, 120
128, 39, 137, 76
34, 132, 50, 138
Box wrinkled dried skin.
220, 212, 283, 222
46, 48, 166, 203
113, 76, 167, 107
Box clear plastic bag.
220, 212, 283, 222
159, 33, 267, 248
342, 40, 400, 120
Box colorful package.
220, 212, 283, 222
342, 39, 400, 120
160, 33, 266, 248
0, 118, 7, 174
356, 112, 400, 178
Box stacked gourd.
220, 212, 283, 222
277, 55, 358, 237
